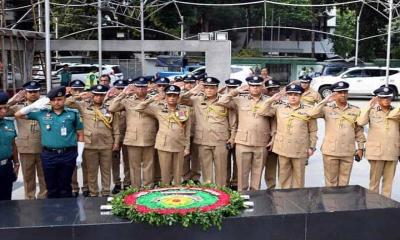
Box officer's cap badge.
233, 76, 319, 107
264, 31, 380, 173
384, 87, 389, 92
290, 85, 296, 89
339, 82, 344, 87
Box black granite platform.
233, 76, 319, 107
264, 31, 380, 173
1, 185, 400, 240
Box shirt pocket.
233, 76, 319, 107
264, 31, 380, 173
84, 130, 92, 144
236, 130, 248, 142
366, 141, 381, 157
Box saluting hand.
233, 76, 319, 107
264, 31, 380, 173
369, 96, 378, 109
8, 90, 26, 104
237, 84, 249, 93
324, 92, 337, 103
153, 92, 165, 101
122, 85, 134, 95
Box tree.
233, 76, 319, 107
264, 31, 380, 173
331, 9, 356, 58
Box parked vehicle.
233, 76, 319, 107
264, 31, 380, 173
310, 66, 400, 99
53, 64, 124, 82
157, 65, 203, 78
172, 65, 253, 82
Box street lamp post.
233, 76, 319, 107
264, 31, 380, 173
385, 0, 393, 86
140, 0, 146, 76
355, 3, 364, 66
98, 0, 102, 76
45, 0, 51, 92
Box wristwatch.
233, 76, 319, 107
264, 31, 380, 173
309, 147, 316, 151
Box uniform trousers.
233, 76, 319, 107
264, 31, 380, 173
323, 155, 353, 187
265, 151, 278, 189
369, 160, 397, 198
84, 149, 112, 196
182, 140, 201, 181
71, 157, 88, 193
127, 146, 154, 188
112, 145, 130, 187
157, 150, 183, 186
41, 148, 77, 198
0, 158, 16, 200
226, 146, 238, 186
235, 144, 266, 191
198, 144, 228, 186
20, 153, 47, 199
278, 156, 306, 189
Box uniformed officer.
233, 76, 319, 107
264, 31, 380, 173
7, 81, 47, 199
299, 76, 322, 106
68, 85, 120, 197
308, 81, 366, 187
263, 79, 281, 189
224, 79, 241, 190
106, 79, 130, 194
135, 85, 191, 186
180, 77, 235, 186
258, 84, 318, 189
217, 76, 271, 191
357, 86, 399, 198
151, 77, 170, 185
67, 79, 89, 197
0, 92, 19, 201
180, 74, 201, 183
108, 77, 158, 188
15, 86, 84, 198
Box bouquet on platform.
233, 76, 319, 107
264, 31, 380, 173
111, 182, 245, 229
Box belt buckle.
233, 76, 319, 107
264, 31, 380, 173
0, 159, 7, 166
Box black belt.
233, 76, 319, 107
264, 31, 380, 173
43, 146, 77, 154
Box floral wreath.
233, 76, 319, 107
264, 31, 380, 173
111, 183, 245, 229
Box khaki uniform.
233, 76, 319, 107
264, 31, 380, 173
181, 103, 201, 182
65, 96, 89, 194
181, 93, 236, 186
301, 88, 322, 106
265, 115, 278, 189
69, 100, 120, 196
227, 107, 238, 187
9, 103, 47, 199
308, 102, 366, 187
105, 97, 130, 189
108, 93, 157, 188
357, 106, 400, 198
135, 99, 191, 186
218, 90, 270, 191
258, 100, 318, 189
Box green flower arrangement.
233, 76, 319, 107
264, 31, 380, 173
111, 183, 245, 230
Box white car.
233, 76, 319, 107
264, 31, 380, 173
169, 65, 253, 82
310, 66, 400, 99
54, 64, 124, 83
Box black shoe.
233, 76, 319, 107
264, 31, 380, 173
112, 184, 122, 194
82, 190, 90, 197
72, 192, 79, 198
193, 180, 201, 185
102, 194, 110, 198
230, 185, 238, 191
181, 180, 189, 185
123, 185, 130, 191
305, 159, 309, 166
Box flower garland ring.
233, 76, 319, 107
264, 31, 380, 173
111, 184, 245, 229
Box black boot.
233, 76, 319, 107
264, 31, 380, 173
112, 184, 122, 194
